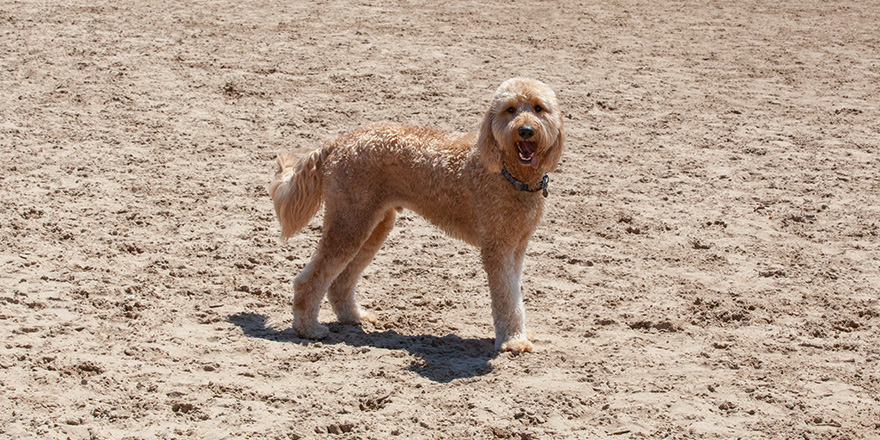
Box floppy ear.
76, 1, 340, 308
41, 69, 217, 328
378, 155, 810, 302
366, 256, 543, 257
476, 108, 502, 173
543, 118, 565, 172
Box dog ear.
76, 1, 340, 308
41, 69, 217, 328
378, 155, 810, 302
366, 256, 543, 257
476, 108, 502, 173
543, 119, 565, 172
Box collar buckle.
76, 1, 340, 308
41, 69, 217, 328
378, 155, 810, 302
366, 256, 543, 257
501, 167, 550, 198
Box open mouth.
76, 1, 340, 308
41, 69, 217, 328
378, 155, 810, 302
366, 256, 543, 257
516, 141, 539, 169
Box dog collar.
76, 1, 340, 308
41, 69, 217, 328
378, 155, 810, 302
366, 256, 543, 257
501, 167, 550, 198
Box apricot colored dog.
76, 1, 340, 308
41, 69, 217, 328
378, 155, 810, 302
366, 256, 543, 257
269, 78, 564, 352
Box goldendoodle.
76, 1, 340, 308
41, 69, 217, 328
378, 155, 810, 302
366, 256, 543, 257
269, 78, 564, 352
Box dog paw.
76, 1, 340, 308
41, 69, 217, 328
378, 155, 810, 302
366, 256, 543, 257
358, 310, 378, 325
336, 308, 378, 326
293, 321, 329, 340
499, 337, 534, 353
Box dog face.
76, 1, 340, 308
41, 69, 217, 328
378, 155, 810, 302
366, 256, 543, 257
477, 78, 564, 174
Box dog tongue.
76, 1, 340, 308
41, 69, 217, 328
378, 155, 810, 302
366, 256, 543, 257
519, 141, 539, 169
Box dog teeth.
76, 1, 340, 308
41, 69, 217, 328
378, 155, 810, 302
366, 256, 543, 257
517, 141, 537, 163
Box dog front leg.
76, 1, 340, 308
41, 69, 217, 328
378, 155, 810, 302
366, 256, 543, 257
481, 248, 533, 352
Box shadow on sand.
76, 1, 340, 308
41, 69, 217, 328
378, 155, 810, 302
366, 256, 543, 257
228, 312, 497, 383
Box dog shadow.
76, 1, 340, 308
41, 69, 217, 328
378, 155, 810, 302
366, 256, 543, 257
228, 312, 497, 383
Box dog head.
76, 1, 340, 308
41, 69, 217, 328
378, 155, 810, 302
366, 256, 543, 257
476, 78, 564, 174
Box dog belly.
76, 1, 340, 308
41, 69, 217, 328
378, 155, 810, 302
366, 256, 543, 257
397, 197, 480, 246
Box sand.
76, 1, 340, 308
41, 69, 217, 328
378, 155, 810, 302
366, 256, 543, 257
1, 0, 879, 438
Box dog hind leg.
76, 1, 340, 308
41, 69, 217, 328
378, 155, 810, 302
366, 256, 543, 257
328, 208, 397, 324
291, 206, 389, 339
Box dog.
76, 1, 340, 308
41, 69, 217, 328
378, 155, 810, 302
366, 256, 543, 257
269, 78, 564, 352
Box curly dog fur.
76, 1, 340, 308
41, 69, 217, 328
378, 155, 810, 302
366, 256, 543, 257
269, 78, 564, 352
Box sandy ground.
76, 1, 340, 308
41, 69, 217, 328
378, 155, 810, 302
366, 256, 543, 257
2, 0, 880, 438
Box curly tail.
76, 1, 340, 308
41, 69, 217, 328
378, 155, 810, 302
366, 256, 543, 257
268, 149, 327, 241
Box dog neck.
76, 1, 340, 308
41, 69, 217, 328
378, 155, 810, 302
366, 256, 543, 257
500, 166, 549, 197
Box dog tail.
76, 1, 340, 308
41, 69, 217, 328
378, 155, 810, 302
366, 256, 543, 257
268, 148, 327, 241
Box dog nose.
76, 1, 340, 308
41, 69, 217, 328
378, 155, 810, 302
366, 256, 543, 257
518, 125, 535, 140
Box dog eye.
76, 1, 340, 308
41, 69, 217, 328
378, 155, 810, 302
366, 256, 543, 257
534, 105, 543, 113
506, 107, 516, 114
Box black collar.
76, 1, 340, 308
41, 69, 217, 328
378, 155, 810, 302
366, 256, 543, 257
500, 166, 550, 197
